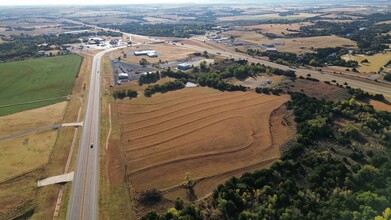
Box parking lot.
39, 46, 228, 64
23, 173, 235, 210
111, 60, 157, 85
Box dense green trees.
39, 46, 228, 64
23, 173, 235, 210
144, 80, 186, 97
139, 72, 160, 85
139, 58, 149, 66
247, 47, 358, 67
105, 23, 213, 38
113, 89, 138, 99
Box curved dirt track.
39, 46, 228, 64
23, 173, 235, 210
118, 87, 294, 200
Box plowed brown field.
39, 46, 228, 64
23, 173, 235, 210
117, 88, 294, 200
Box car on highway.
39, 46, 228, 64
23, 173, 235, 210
90, 143, 94, 149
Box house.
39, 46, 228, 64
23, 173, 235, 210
177, 63, 193, 70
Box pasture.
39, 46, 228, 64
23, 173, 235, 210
0, 54, 82, 115
116, 87, 294, 201
341, 52, 391, 73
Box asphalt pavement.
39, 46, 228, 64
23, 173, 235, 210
67, 47, 120, 220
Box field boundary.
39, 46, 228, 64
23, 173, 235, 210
0, 96, 67, 108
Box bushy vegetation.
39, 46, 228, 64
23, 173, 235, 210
144, 79, 186, 97
139, 188, 163, 206
348, 88, 385, 102
255, 87, 283, 95
139, 72, 160, 85
197, 73, 247, 92
144, 92, 391, 219
113, 89, 138, 99
384, 74, 391, 82
146, 60, 295, 94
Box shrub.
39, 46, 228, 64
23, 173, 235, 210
139, 188, 163, 206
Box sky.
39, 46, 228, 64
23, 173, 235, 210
0, 0, 221, 6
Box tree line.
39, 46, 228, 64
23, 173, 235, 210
113, 89, 138, 100
144, 79, 186, 97
104, 23, 213, 38
247, 47, 358, 68
0, 31, 122, 62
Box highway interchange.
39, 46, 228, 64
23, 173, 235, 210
66, 27, 391, 219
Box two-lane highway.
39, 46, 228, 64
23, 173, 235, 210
67, 47, 120, 220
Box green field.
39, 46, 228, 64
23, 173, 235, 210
0, 54, 82, 116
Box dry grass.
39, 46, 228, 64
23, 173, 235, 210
280, 78, 351, 101
342, 52, 391, 73
243, 22, 312, 36
218, 13, 321, 21
377, 20, 391, 25
32, 54, 92, 219
227, 31, 357, 54
0, 130, 57, 181
0, 101, 67, 137
99, 56, 133, 220
114, 44, 197, 64
369, 100, 391, 112
116, 88, 293, 209
0, 167, 45, 220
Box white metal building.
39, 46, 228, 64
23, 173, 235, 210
134, 50, 156, 56
118, 73, 129, 79
177, 63, 193, 70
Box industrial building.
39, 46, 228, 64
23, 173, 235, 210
177, 63, 193, 70
147, 51, 158, 57
134, 50, 157, 56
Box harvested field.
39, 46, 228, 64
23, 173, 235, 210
117, 87, 293, 201
226, 31, 356, 54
